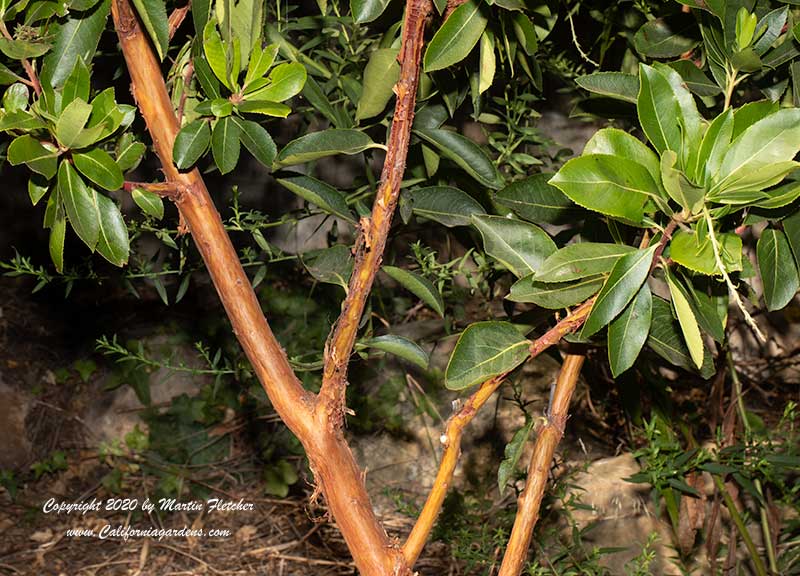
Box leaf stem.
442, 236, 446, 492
713, 475, 769, 576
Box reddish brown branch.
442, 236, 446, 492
498, 354, 585, 575
402, 297, 595, 567
111, 1, 409, 573
168, 3, 190, 39
318, 0, 433, 426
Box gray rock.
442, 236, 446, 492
0, 376, 33, 469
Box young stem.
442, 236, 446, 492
497, 354, 585, 576
702, 206, 766, 342
713, 475, 769, 576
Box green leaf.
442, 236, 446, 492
669, 229, 742, 275
94, 192, 129, 266
132, 188, 164, 219
275, 129, 377, 166
711, 109, 800, 195
357, 335, 429, 369
116, 134, 146, 172
0, 110, 46, 131
660, 150, 704, 214
58, 161, 99, 250
130, 0, 169, 60
575, 72, 638, 103
583, 128, 661, 185
608, 283, 651, 377
548, 154, 654, 225
651, 63, 703, 176
445, 321, 530, 390
350, 0, 390, 23
581, 245, 657, 338
203, 21, 231, 90
498, 419, 534, 494
244, 62, 306, 102
478, 30, 495, 94
55, 98, 92, 148
695, 108, 733, 187
666, 60, 722, 97
231, 117, 276, 168
7, 135, 58, 178
28, 175, 49, 206
236, 100, 291, 117
647, 297, 714, 378
757, 228, 799, 311
535, 242, 636, 283
666, 271, 704, 369
511, 13, 537, 55
424, 0, 488, 72
277, 175, 355, 223
211, 116, 241, 174
507, 275, 604, 309
41, 0, 110, 88
753, 181, 800, 210
733, 100, 779, 141
303, 245, 353, 290
173, 120, 211, 169
356, 48, 400, 121
244, 43, 278, 89
49, 205, 66, 273
72, 148, 123, 191
471, 215, 556, 278
783, 209, 800, 271
383, 266, 444, 317
3, 83, 28, 113
407, 186, 485, 227
633, 14, 698, 58
752, 6, 788, 56
61, 58, 90, 107
0, 38, 51, 59
416, 128, 503, 189
637, 63, 681, 157
494, 174, 574, 225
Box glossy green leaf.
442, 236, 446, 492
752, 6, 788, 56
757, 228, 799, 311
211, 116, 241, 174
608, 283, 652, 377
511, 13, 537, 55
41, 0, 110, 88
548, 154, 655, 225
416, 128, 503, 189
356, 48, 399, 121
383, 266, 444, 317
498, 419, 533, 494
28, 175, 49, 206
753, 181, 800, 210
666, 271, 704, 369
3, 84, 28, 114
276, 129, 377, 166
494, 173, 574, 225
535, 242, 636, 283
647, 297, 714, 378
507, 275, 604, 309
666, 60, 721, 97
244, 43, 278, 89
660, 150, 704, 214
637, 63, 681, 157
61, 58, 90, 108
732, 100, 779, 141
471, 215, 556, 278
236, 100, 291, 117
203, 21, 231, 90
231, 117, 277, 168
357, 335, 429, 369
55, 98, 92, 148
633, 14, 698, 58
350, 0, 390, 23
583, 128, 661, 185
72, 148, 123, 191
7, 135, 58, 178
582, 245, 657, 338
783, 210, 800, 272
277, 175, 355, 223
132, 188, 164, 219
652, 62, 702, 175
0, 110, 46, 131
575, 72, 638, 103
116, 134, 146, 172
712, 109, 800, 195
424, 0, 488, 72
478, 30, 495, 94
130, 0, 169, 60
245, 62, 306, 102
303, 245, 353, 290
94, 192, 129, 266
173, 120, 211, 169
407, 186, 485, 227
58, 161, 99, 250
669, 229, 742, 275
445, 321, 530, 390
695, 108, 733, 187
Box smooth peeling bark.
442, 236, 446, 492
111, 1, 409, 573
